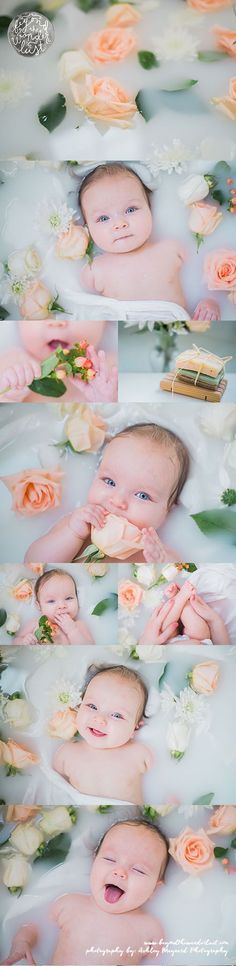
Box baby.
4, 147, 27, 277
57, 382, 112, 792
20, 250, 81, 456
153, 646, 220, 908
15, 569, 94, 645
25, 422, 190, 564
53, 664, 153, 804
79, 164, 220, 321
140, 580, 230, 646
2, 819, 167, 966
0, 320, 118, 403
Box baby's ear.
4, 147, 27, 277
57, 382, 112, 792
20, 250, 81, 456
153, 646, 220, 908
135, 718, 144, 731
153, 878, 165, 896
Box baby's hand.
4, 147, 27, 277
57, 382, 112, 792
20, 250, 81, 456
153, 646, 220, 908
190, 594, 217, 623
69, 504, 107, 541
141, 528, 172, 563
16, 630, 38, 646
54, 613, 75, 638
1, 927, 38, 966
192, 299, 221, 323
71, 347, 118, 402
0, 355, 41, 400
140, 600, 178, 645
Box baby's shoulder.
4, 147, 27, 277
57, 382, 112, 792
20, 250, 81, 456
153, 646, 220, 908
50, 891, 86, 924
153, 238, 186, 260
140, 910, 164, 946
132, 740, 154, 771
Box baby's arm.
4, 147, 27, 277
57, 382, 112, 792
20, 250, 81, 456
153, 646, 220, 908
24, 504, 107, 564
14, 619, 38, 646
80, 258, 105, 295
139, 600, 179, 645
53, 741, 75, 780
0, 924, 38, 965
190, 596, 230, 644
141, 528, 178, 563
0, 349, 41, 402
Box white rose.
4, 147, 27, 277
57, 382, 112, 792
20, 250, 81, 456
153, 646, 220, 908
143, 587, 164, 610
178, 175, 209, 206
59, 50, 94, 82
167, 720, 191, 758
8, 248, 41, 278
38, 806, 76, 837
9, 823, 44, 856
200, 406, 236, 442
4, 697, 32, 729
220, 441, 236, 491
161, 564, 180, 581
2, 853, 30, 890
6, 615, 21, 635
135, 644, 164, 662
133, 564, 158, 587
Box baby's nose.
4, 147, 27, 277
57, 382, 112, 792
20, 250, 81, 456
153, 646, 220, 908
113, 216, 129, 231
47, 318, 67, 327
110, 490, 128, 510
114, 866, 128, 880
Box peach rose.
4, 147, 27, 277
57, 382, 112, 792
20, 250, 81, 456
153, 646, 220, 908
169, 827, 215, 875
212, 75, 236, 119
2, 740, 39, 769
70, 74, 137, 128
204, 249, 236, 290
1, 467, 63, 515
187, 0, 231, 11
119, 579, 143, 610
214, 26, 236, 57
91, 513, 144, 561
5, 806, 40, 822
20, 281, 53, 321
208, 805, 236, 835
230, 77, 236, 98
189, 661, 220, 694
188, 203, 223, 236
65, 404, 107, 452
55, 224, 89, 260
84, 28, 137, 64
27, 563, 44, 575
48, 708, 78, 739
11, 579, 33, 601
106, 3, 141, 27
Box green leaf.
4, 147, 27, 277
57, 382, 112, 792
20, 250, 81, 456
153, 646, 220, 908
138, 50, 160, 71
0, 306, 9, 320
96, 804, 113, 813
158, 663, 169, 687
231, 837, 236, 848
211, 189, 226, 206
34, 832, 71, 864
214, 846, 229, 858
161, 79, 198, 92
193, 793, 215, 806
191, 509, 236, 539
92, 593, 118, 616
75, 0, 103, 9
86, 237, 94, 262
0, 609, 7, 628
212, 161, 231, 176
221, 490, 236, 507
142, 806, 159, 820
41, 351, 60, 378
198, 50, 227, 62
0, 16, 11, 35
29, 376, 67, 398
38, 94, 66, 133
183, 563, 197, 572
49, 298, 66, 314
135, 89, 161, 122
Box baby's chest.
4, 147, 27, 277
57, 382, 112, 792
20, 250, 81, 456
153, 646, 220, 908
62, 912, 147, 963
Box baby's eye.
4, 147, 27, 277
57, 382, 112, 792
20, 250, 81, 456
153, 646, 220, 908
103, 477, 116, 487
47, 599, 55, 604
111, 712, 124, 720
103, 857, 115, 863
86, 703, 97, 710
133, 867, 146, 875
135, 491, 152, 501
126, 206, 138, 214
97, 215, 110, 223
66, 596, 73, 600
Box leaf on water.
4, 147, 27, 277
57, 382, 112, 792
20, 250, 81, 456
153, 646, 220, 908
191, 510, 236, 537
0, 307, 9, 320
92, 593, 118, 616
161, 79, 198, 92
0, 16, 11, 34
34, 832, 71, 864
0, 609, 7, 627
193, 793, 215, 806
38, 94, 66, 133
138, 50, 160, 70
214, 846, 229, 858
198, 50, 227, 62
75, 0, 103, 10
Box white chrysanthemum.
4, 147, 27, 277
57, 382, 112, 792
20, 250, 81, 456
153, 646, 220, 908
124, 319, 156, 332
35, 201, 75, 237
176, 687, 207, 729
147, 140, 193, 175
0, 71, 31, 111
143, 587, 164, 610
48, 677, 82, 710
160, 685, 178, 716
154, 27, 198, 62
111, 627, 137, 656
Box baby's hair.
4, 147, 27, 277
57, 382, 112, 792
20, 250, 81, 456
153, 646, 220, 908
79, 163, 152, 220
113, 423, 190, 509
81, 663, 148, 723
34, 568, 78, 603
95, 819, 169, 880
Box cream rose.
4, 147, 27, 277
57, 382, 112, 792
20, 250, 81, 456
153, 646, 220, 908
187, 0, 231, 10
5, 615, 21, 635
65, 405, 107, 452
135, 644, 165, 662
189, 661, 220, 694
118, 580, 143, 610
55, 224, 89, 260
106, 3, 141, 26
133, 564, 158, 587
2, 740, 39, 769
59, 49, 94, 81
162, 564, 181, 581
169, 827, 215, 875
213, 26, 236, 58
48, 708, 78, 739
84, 28, 137, 64
189, 203, 223, 237
2, 854, 30, 891
91, 513, 144, 561
39, 806, 76, 836
27, 562, 44, 575
11, 579, 33, 601
70, 74, 137, 128
87, 562, 108, 578
204, 249, 236, 290
167, 720, 191, 758
5, 806, 39, 822
178, 175, 209, 206
8, 248, 42, 278
1, 466, 63, 515
4, 697, 32, 729
19, 281, 53, 320
208, 805, 236, 835
9, 823, 44, 856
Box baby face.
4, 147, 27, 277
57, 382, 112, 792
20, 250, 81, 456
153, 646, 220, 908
37, 574, 78, 621
81, 173, 153, 254
19, 320, 106, 361
76, 673, 142, 748
91, 824, 165, 914
88, 435, 179, 531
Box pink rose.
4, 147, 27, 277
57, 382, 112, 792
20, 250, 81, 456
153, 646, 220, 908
212, 75, 236, 119
213, 26, 236, 57
11, 579, 33, 601
48, 708, 78, 739
2, 740, 39, 769
204, 249, 236, 290
70, 74, 137, 128
106, 3, 141, 27
169, 827, 215, 875
84, 28, 137, 64
188, 203, 223, 237
20, 281, 53, 320
5, 805, 40, 821
119, 579, 143, 610
91, 513, 144, 561
187, 0, 231, 11
1, 467, 63, 515
55, 224, 89, 260
208, 806, 236, 835
189, 661, 220, 694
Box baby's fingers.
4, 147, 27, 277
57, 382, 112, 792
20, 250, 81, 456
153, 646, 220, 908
159, 621, 178, 644
0, 366, 21, 390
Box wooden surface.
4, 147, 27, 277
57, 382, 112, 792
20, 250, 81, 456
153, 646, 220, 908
159, 373, 227, 403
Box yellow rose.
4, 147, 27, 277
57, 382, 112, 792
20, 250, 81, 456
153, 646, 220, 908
189, 661, 220, 694
20, 281, 53, 320
9, 823, 44, 856
188, 203, 223, 236
65, 404, 107, 452
91, 512, 144, 560
2, 740, 39, 769
4, 698, 32, 729
70, 74, 137, 128
55, 224, 89, 260
2, 854, 30, 891
106, 3, 142, 27
1, 466, 63, 515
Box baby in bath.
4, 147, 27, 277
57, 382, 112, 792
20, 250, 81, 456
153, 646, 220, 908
25, 422, 190, 565
140, 580, 230, 646
79, 164, 220, 321
15, 569, 94, 645
53, 664, 153, 804
2, 818, 167, 966
0, 320, 118, 403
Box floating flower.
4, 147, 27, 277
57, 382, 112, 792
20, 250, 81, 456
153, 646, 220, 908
169, 826, 215, 875
213, 26, 236, 58
154, 27, 198, 61
2, 854, 30, 892
91, 514, 144, 561
119, 580, 143, 610
84, 28, 137, 64
8, 248, 42, 279
38, 806, 76, 836
188, 661, 220, 695
5, 806, 39, 822
161, 563, 182, 581
212, 77, 236, 121
204, 248, 236, 290
188, 203, 223, 245
135, 644, 164, 661
9, 824, 44, 856
59, 49, 94, 82
2, 740, 39, 770
147, 140, 193, 175
175, 687, 207, 728
0, 70, 31, 112
70, 75, 137, 128
48, 707, 78, 739
187, 0, 231, 10
200, 404, 236, 441
3, 697, 32, 729
112, 627, 137, 655
27, 563, 44, 576
35, 201, 75, 238
55, 224, 89, 260
5, 615, 21, 636
1, 467, 63, 516
48, 677, 82, 710
208, 805, 236, 835
133, 563, 158, 587
86, 562, 108, 578
166, 720, 191, 759
143, 587, 164, 610
106, 4, 141, 27
19, 281, 55, 320
11, 579, 33, 602
220, 440, 236, 490
65, 404, 107, 452
178, 174, 209, 206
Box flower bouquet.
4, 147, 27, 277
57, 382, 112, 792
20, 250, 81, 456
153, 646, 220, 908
34, 616, 57, 644
1, 341, 97, 399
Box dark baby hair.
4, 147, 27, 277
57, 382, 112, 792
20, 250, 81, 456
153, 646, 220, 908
35, 568, 78, 603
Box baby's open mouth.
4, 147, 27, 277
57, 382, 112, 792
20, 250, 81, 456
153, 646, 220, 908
47, 339, 70, 350
89, 727, 107, 737
104, 884, 125, 904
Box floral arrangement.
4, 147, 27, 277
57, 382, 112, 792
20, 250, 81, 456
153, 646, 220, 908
117, 562, 197, 652
0, 805, 77, 896
0, 341, 97, 399
160, 660, 220, 760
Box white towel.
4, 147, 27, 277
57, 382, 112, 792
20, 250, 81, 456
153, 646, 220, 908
63, 290, 190, 323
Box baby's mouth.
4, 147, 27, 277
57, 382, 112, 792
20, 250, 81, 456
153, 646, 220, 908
104, 884, 125, 904
89, 727, 107, 737
47, 339, 70, 351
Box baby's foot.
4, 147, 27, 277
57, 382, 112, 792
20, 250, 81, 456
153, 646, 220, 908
162, 580, 194, 630
165, 582, 181, 599
192, 298, 221, 322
